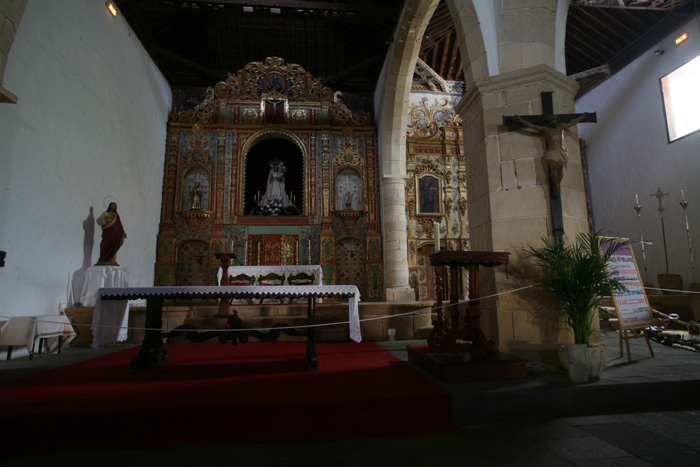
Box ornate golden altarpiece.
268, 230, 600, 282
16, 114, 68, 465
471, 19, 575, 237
406, 62, 468, 301
154, 57, 383, 300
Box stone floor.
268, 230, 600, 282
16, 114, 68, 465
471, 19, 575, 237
2, 330, 699, 466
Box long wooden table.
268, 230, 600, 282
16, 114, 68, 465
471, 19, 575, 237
95, 285, 361, 371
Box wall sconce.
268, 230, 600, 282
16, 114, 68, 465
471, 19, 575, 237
106, 1, 118, 16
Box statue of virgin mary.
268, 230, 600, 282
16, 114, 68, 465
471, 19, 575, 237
259, 158, 293, 209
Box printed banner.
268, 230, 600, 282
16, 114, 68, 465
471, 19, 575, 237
603, 239, 654, 329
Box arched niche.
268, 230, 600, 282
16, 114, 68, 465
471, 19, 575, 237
335, 168, 363, 210
182, 166, 210, 211
241, 131, 306, 216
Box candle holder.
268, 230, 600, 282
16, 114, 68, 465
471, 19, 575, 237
679, 196, 697, 285
633, 200, 649, 284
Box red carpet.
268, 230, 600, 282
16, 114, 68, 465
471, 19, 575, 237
0, 342, 459, 457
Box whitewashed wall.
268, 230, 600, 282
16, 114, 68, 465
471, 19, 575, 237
576, 15, 700, 289
0, 0, 170, 321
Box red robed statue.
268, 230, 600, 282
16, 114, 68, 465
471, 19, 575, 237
95, 202, 127, 266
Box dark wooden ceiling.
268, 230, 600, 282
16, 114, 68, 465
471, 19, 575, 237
114, 0, 698, 98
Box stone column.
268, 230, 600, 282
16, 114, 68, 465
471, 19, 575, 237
456, 64, 590, 363
382, 176, 415, 301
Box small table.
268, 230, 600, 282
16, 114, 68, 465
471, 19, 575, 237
429, 250, 510, 359
0, 316, 76, 359
96, 285, 361, 371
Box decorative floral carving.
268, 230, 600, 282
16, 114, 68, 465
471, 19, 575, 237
407, 96, 461, 139
459, 198, 468, 216
171, 87, 215, 123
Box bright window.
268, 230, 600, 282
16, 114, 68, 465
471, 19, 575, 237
661, 54, 700, 142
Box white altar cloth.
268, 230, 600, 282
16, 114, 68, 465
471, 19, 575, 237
96, 285, 361, 343
80, 265, 129, 306
91, 297, 129, 349
217, 265, 324, 285
33, 315, 77, 352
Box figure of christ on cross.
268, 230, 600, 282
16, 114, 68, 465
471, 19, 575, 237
504, 92, 597, 243
512, 112, 589, 199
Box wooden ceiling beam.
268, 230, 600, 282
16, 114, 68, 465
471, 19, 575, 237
137, 0, 400, 16
150, 44, 224, 81
323, 55, 383, 86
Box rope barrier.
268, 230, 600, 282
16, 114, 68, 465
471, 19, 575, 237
3, 283, 697, 335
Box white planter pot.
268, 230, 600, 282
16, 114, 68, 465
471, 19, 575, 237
558, 344, 608, 382
559, 344, 590, 383
588, 345, 607, 380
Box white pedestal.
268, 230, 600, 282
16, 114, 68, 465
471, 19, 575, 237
79, 266, 130, 348
79, 266, 129, 306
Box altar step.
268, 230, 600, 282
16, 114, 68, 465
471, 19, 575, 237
66, 301, 434, 346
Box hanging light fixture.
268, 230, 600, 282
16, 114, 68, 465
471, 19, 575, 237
106, 1, 118, 16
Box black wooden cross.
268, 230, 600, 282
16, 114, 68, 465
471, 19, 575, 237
504, 92, 597, 244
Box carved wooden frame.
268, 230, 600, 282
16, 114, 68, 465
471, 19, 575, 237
415, 172, 443, 216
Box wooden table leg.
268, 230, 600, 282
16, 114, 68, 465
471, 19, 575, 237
428, 265, 445, 352
306, 296, 318, 371
131, 298, 168, 371
464, 263, 494, 359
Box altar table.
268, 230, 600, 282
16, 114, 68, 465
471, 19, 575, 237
95, 285, 361, 371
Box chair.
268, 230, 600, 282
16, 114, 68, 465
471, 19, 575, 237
286, 273, 315, 303
257, 273, 286, 304
228, 273, 255, 304
228, 273, 255, 286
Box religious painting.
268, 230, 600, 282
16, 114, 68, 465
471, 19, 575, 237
415, 173, 442, 216
263, 71, 287, 94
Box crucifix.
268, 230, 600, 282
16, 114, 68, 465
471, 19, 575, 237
504, 92, 597, 244
264, 98, 286, 125
652, 187, 670, 274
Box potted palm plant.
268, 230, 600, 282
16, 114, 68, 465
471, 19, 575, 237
528, 232, 626, 382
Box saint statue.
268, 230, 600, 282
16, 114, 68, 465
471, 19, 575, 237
513, 113, 589, 197
95, 201, 127, 266
259, 158, 293, 210
190, 182, 203, 210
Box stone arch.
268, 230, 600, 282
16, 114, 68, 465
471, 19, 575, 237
378, 0, 492, 300
239, 128, 307, 216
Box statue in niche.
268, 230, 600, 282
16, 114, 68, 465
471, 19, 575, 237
95, 202, 127, 266
336, 168, 362, 211
259, 158, 293, 213
182, 167, 209, 211
190, 182, 203, 210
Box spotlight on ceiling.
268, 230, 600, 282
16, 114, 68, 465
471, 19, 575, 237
106, 1, 118, 16
654, 49, 664, 55
675, 33, 688, 45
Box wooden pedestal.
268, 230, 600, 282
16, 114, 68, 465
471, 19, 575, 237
407, 344, 527, 382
